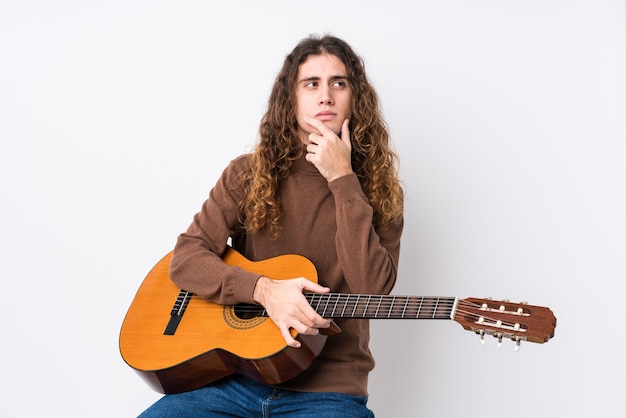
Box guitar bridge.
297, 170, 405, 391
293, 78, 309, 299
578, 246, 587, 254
164, 289, 193, 335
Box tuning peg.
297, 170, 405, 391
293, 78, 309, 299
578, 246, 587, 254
495, 332, 503, 349
478, 329, 486, 345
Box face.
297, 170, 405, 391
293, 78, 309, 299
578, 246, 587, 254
294, 53, 353, 144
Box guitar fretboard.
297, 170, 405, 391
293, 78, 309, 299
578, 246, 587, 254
304, 294, 458, 320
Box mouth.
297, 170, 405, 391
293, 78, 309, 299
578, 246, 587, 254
315, 111, 337, 121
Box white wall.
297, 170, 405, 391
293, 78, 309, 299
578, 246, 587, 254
1, 1, 624, 416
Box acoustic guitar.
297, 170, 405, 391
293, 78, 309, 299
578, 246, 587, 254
119, 248, 556, 394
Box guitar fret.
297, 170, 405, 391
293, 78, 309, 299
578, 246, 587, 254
402, 297, 409, 318
388, 296, 395, 318
330, 294, 339, 317
361, 295, 372, 318
352, 295, 360, 317
322, 295, 331, 317
375, 295, 383, 317
432, 297, 440, 319
311, 294, 321, 313
340, 295, 348, 317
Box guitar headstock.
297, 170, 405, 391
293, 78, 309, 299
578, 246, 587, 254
453, 297, 556, 350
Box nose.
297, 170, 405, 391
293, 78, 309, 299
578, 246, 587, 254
319, 84, 334, 105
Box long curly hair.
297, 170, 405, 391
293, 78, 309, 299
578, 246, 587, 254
238, 34, 403, 238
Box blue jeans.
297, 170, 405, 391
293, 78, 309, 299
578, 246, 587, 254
138, 375, 374, 417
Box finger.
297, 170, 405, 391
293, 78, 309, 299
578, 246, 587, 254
303, 116, 336, 137
340, 119, 351, 147
280, 326, 302, 348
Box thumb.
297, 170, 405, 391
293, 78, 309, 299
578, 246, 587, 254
300, 279, 331, 294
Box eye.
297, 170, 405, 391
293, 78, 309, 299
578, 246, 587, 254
304, 81, 318, 88
332, 80, 347, 88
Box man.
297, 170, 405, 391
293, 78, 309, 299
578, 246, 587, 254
139, 34, 403, 417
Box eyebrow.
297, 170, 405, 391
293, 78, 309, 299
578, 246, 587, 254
298, 75, 349, 84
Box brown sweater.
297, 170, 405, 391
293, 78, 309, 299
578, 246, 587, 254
169, 153, 403, 396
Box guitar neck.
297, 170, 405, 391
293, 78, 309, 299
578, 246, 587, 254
300, 294, 459, 320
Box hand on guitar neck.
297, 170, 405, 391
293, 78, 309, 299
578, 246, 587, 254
253, 275, 334, 348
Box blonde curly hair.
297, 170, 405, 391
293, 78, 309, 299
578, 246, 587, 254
238, 35, 403, 238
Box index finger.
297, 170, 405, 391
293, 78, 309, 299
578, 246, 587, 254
303, 116, 337, 137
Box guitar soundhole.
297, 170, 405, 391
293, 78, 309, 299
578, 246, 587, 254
223, 304, 267, 330
233, 303, 264, 319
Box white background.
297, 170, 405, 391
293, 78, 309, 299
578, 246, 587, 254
1, 1, 624, 416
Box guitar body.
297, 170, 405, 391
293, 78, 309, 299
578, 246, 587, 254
119, 248, 326, 394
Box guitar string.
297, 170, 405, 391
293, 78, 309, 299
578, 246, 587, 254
452, 300, 530, 330
226, 297, 492, 314
452, 307, 527, 330
221, 297, 526, 329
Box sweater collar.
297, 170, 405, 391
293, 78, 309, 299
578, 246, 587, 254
292, 152, 323, 175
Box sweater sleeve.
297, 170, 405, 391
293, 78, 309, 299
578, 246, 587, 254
168, 156, 262, 304
328, 173, 403, 295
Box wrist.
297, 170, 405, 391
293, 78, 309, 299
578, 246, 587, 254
328, 169, 353, 183
253, 276, 271, 305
